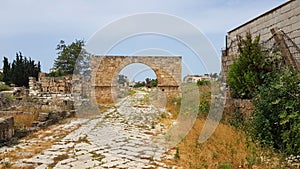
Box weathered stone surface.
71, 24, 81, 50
91, 56, 182, 104
29, 73, 72, 94
0, 116, 14, 142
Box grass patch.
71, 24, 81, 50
75, 135, 91, 145
90, 151, 105, 161
13, 113, 38, 129
48, 154, 69, 168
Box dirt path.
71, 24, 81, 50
0, 91, 177, 169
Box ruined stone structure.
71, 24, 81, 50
0, 116, 14, 142
91, 56, 182, 104
223, 0, 300, 77
29, 73, 72, 94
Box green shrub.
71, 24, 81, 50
0, 84, 10, 91
197, 80, 210, 86
217, 162, 232, 169
227, 33, 265, 99
252, 68, 300, 155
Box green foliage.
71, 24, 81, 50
227, 32, 300, 156
2, 52, 41, 87
174, 147, 180, 160
217, 162, 232, 169
197, 85, 211, 118
47, 69, 64, 77
0, 72, 3, 81
133, 78, 158, 88
198, 91, 211, 118
228, 108, 246, 129
52, 40, 84, 76
0, 84, 10, 91
145, 78, 158, 88
197, 80, 211, 86
252, 68, 300, 155
227, 33, 265, 99
133, 81, 145, 88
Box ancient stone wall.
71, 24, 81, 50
223, 0, 300, 77
91, 56, 182, 104
29, 73, 72, 95
224, 97, 254, 119
0, 116, 14, 142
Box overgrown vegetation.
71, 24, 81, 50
197, 80, 211, 86
252, 68, 300, 155
227, 33, 265, 99
227, 32, 300, 156
0, 84, 10, 91
133, 78, 158, 88
198, 86, 211, 118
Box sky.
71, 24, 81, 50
0, 0, 287, 81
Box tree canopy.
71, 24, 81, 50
2, 52, 41, 87
50, 39, 85, 76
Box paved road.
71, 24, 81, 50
1, 90, 177, 169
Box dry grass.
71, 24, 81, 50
13, 113, 38, 129
164, 119, 248, 168
162, 85, 293, 169
48, 154, 69, 169
164, 118, 293, 168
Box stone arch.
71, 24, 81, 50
91, 56, 181, 104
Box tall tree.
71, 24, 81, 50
2, 52, 41, 87
52, 40, 85, 76
3, 57, 10, 84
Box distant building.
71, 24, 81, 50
183, 75, 211, 83
0, 68, 3, 73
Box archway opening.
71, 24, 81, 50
112, 63, 167, 109
114, 63, 156, 98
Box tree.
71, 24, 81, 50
145, 78, 157, 88
3, 57, 10, 84
52, 40, 85, 76
2, 52, 41, 87
0, 72, 3, 82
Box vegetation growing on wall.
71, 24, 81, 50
227, 32, 265, 99
227, 32, 300, 155
252, 68, 300, 155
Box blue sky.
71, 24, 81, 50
0, 0, 287, 80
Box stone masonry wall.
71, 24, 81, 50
224, 0, 300, 77
91, 56, 182, 104
29, 73, 72, 95
222, 1, 300, 116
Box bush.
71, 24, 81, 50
0, 84, 10, 91
197, 80, 210, 86
252, 68, 300, 155
227, 33, 265, 99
